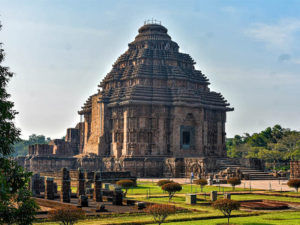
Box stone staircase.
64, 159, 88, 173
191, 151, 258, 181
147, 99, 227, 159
217, 158, 277, 180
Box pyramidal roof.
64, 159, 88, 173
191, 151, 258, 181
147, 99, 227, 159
79, 22, 233, 113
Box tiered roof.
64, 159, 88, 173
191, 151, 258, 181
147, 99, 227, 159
79, 23, 232, 114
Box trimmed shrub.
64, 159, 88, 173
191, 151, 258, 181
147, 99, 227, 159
145, 204, 176, 225
227, 177, 241, 191
212, 199, 240, 225
161, 182, 182, 201
116, 179, 135, 197
157, 180, 173, 187
287, 179, 300, 192
49, 206, 85, 225
195, 179, 208, 192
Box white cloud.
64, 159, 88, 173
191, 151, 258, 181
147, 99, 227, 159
245, 19, 300, 49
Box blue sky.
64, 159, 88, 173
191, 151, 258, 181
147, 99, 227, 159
1, 0, 300, 139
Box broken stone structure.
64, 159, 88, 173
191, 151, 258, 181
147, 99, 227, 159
61, 168, 71, 203
77, 168, 86, 197
45, 177, 54, 200
22, 21, 248, 178
93, 172, 102, 202
290, 161, 300, 179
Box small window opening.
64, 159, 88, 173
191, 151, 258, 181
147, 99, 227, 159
182, 131, 190, 145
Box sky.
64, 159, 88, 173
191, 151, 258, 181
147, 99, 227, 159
0, 0, 300, 139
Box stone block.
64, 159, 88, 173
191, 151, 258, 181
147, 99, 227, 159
45, 177, 54, 200
113, 190, 123, 205
185, 194, 197, 204
224, 193, 231, 199
78, 195, 89, 207
210, 191, 217, 201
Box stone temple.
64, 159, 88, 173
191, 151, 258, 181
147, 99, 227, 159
23, 22, 253, 178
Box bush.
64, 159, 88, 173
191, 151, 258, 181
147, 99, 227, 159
227, 177, 241, 191
116, 179, 135, 197
49, 206, 85, 225
145, 204, 176, 225
195, 179, 208, 192
287, 179, 300, 192
212, 199, 240, 225
157, 180, 173, 187
161, 182, 182, 201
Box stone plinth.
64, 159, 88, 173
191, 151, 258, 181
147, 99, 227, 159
45, 177, 54, 200
210, 191, 217, 201
185, 194, 197, 204
224, 193, 231, 199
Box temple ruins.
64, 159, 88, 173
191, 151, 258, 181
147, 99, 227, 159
20, 22, 265, 178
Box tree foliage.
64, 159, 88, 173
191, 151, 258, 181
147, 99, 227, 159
195, 179, 208, 192
49, 206, 85, 225
226, 125, 300, 170
14, 134, 51, 156
0, 22, 39, 225
212, 199, 240, 225
145, 204, 176, 225
161, 182, 182, 201
157, 180, 173, 187
227, 177, 241, 191
116, 179, 135, 197
287, 179, 300, 192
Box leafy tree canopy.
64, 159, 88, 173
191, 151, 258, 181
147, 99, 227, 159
226, 125, 300, 169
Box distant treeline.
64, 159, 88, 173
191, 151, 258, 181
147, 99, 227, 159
13, 134, 51, 156
226, 125, 300, 170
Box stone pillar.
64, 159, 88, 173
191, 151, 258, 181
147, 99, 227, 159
39, 176, 45, 192
61, 168, 71, 203
30, 173, 40, 196
210, 191, 217, 201
45, 177, 54, 200
77, 168, 85, 197
93, 172, 102, 202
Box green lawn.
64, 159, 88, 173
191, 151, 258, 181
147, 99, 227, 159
43, 181, 300, 225
165, 211, 300, 225
127, 181, 251, 196
36, 211, 300, 225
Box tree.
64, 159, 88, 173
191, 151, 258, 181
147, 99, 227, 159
195, 179, 207, 192
116, 179, 135, 197
212, 199, 240, 225
0, 24, 20, 157
49, 206, 85, 225
0, 22, 39, 225
227, 177, 241, 191
161, 182, 182, 201
287, 179, 300, 192
145, 204, 176, 225
157, 180, 173, 187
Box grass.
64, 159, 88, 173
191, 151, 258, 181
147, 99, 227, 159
42, 181, 300, 225
164, 211, 300, 225
35, 211, 300, 225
